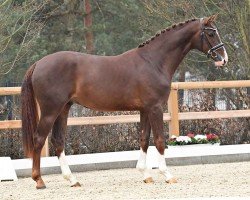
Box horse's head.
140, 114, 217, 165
196, 15, 228, 67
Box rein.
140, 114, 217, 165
200, 24, 224, 61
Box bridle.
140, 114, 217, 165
200, 22, 224, 61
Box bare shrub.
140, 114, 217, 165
0, 129, 23, 159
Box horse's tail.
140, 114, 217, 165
21, 63, 38, 157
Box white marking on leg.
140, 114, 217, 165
136, 148, 152, 179
158, 151, 174, 181
136, 148, 146, 170
59, 151, 78, 186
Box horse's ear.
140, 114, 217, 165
203, 14, 218, 25
211, 14, 218, 21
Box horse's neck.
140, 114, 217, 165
138, 22, 199, 80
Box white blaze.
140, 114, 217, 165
223, 47, 228, 63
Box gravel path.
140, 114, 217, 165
1, 162, 250, 200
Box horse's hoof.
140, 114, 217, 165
71, 182, 81, 187
143, 177, 154, 183
36, 185, 46, 189
166, 177, 177, 184
36, 179, 46, 189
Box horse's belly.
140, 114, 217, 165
72, 91, 142, 111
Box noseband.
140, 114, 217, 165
200, 25, 224, 61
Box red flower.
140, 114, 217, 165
206, 133, 219, 140
187, 132, 195, 138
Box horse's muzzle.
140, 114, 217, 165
214, 48, 228, 67
215, 58, 227, 67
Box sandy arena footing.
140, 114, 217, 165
1, 162, 250, 200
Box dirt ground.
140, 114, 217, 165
1, 162, 250, 200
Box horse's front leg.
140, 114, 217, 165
136, 110, 154, 183
148, 105, 177, 184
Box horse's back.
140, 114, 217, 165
31, 51, 146, 111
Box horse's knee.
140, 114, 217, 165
154, 136, 165, 146
154, 136, 166, 155
140, 137, 149, 152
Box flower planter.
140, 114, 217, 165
167, 134, 220, 146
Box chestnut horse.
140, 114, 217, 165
21, 15, 228, 189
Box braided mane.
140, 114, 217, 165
138, 18, 198, 48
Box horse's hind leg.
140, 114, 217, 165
136, 110, 154, 183
51, 103, 80, 187
32, 111, 58, 189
